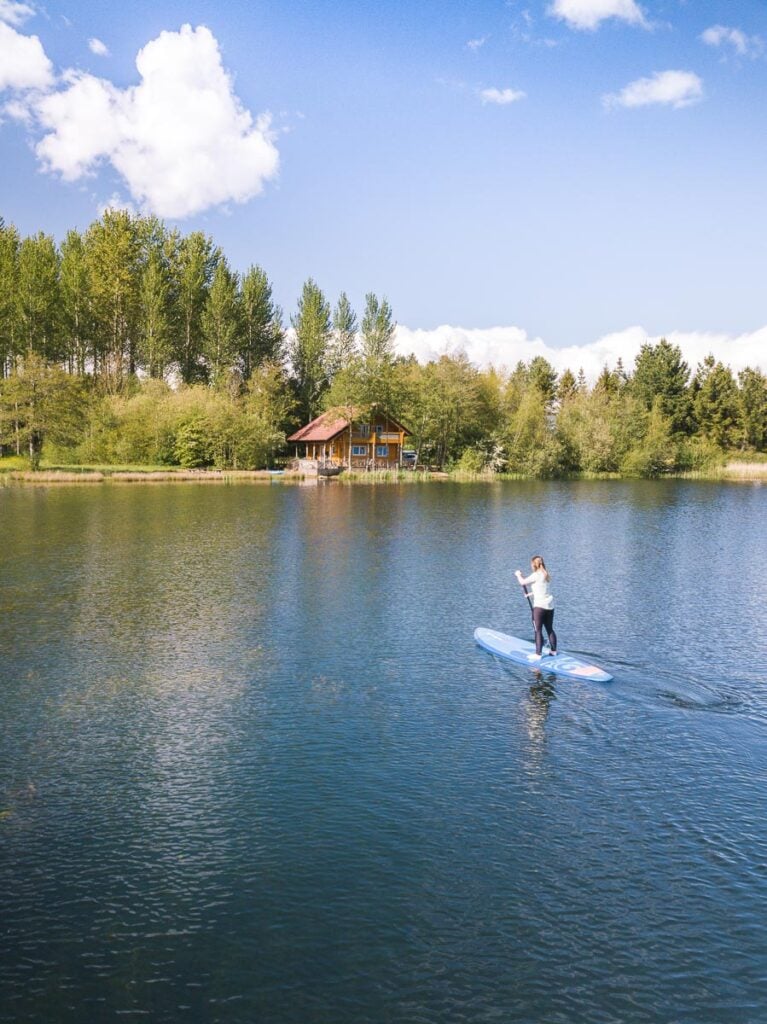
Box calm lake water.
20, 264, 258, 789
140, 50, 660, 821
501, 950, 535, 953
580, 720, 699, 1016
1, 480, 766, 1024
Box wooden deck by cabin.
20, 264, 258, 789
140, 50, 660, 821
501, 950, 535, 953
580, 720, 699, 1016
288, 407, 411, 472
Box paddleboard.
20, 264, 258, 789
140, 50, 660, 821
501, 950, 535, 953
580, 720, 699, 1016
474, 627, 613, 682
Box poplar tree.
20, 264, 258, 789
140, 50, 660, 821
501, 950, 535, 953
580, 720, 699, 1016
16, 232, 60, 362
85, 210, 141, 388
356, 293, 398, 409
239, 265, 283, 378
290, 279, 332, 422
171, 231, 219, 384
326, 292, 358, 380
0, 220, 20, 376
137, 245, 174, 379
60, 230, 94, 375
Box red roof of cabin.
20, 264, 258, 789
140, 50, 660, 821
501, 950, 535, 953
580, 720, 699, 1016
287, 411, 353, 443
287, 407, 410, 443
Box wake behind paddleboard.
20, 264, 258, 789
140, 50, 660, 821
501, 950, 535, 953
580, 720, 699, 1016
474, 627, 613, 682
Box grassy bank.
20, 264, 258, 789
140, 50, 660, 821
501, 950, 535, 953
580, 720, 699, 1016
3, 457, 767, 485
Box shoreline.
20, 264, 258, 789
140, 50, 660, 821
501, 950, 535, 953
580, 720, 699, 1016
2, 462, 766, 485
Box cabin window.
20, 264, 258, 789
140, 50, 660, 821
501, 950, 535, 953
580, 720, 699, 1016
376, 445, 389, 458
356, 423, 370, 437
352, 445, 367, 456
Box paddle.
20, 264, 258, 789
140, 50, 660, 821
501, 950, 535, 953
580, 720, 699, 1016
515, 571, 535, 624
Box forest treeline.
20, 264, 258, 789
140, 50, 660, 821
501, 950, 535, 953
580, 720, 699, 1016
1, 211, 766, 475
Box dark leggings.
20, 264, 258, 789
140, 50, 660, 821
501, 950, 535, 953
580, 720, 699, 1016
533, 607, 557, 655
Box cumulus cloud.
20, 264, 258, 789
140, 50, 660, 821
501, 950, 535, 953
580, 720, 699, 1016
548, 0, 647, 31
10, 23, 279, 218
701, 25, 764, 59
394, 323, 767, 379
0, 0, 34, 27
479, 86, 526, 105
0, 20, 53, 91
467, 36, 487, 51
604, 69, 703, 110
88, 37, 109, 57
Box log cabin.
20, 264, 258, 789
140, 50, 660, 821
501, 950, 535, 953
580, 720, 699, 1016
288, 407, 411, 471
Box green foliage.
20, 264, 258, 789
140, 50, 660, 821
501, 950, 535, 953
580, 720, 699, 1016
0, 210, 764, 478
631, 338, 691, 434
0, 354, 85, 469
692, 355, 742, 449
738, 367, 767, 451
240, 266, 283, 378
202, 258, 241, 385
290, 278, 332, 422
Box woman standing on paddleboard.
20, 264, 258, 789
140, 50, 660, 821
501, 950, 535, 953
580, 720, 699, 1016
515, 556, 557, 658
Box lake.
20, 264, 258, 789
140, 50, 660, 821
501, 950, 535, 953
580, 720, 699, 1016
1, 480, 766, 1024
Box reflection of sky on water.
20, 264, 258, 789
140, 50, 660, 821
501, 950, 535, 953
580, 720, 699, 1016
2, 481, 767, 1024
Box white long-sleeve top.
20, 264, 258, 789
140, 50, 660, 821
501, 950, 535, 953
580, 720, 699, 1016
520, 568, 554, 610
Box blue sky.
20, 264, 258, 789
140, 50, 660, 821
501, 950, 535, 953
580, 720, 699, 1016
1, 0, 766, 373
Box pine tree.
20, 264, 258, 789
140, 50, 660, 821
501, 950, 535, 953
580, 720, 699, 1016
738, 367, 767, 451
631, 338, 691, 434
527, 356, 557, 404
693, 355, 742, 449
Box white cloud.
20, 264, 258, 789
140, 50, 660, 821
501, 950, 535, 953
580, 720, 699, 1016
604, 69, 703, 110
24, 24, 279, 218
88, 37, 109, 57
467, 36, 487, 51
0, 20, 53, 91
701, 25, 764, 59
0, 0, 35, 27
548, 0, 647, 31
394, 323, 767, 379
479, 86, 526, 105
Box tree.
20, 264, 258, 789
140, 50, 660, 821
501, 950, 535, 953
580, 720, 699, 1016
16, 232, 60, 362
60, 230, 94, 376
738, 367, 767, 451
403, 354, 491, 468
171, 231, 219, 384
631, 338, 691, 434
239, 266, 284, 378
692, 356, 742, 449
0, 354, 85, 468
239, 362, 296, 467
137, 242, 174, 379
327, 292, 358, 380
85, 210, 141, 388
290, 279, 332, 422
527, 356, 557, 405
202, 257, 241, 385
360, 293, 395, 363
0, 220, 20, 376
557, 368, 578, 404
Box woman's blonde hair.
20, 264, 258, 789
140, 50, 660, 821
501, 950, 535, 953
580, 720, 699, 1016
531, 555, 550, 581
